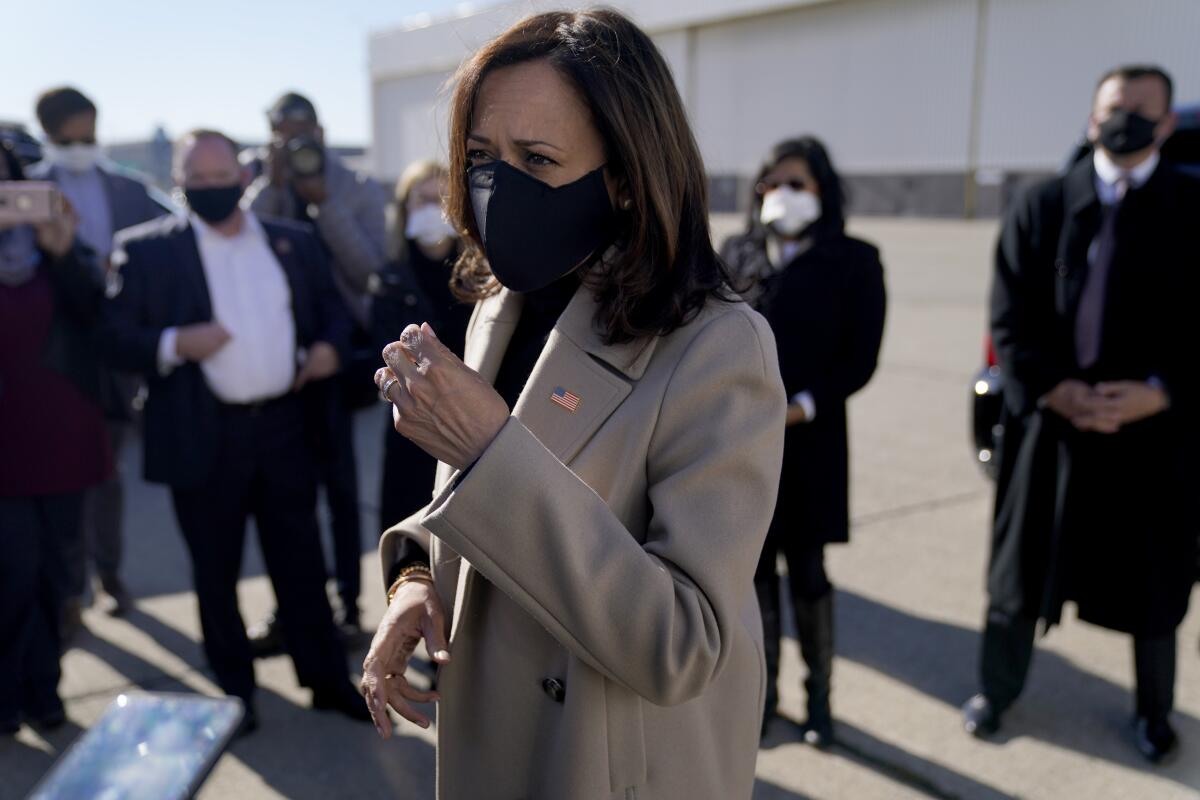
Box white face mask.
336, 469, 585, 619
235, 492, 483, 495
405, 204, 456, 248
760, 186, 821, 237
46, 143, 101, 174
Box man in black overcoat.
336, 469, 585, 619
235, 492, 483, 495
962, 64, 1200, 763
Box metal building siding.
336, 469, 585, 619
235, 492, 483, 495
371, 71, 454, 181
976, 0, 1200, 171
689, 0, 979, 174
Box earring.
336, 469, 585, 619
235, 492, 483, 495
620, 197, 633, 210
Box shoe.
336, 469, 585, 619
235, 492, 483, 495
247, 612, 285, 659
962, 694, 1001, 738
234, 706, 259, 740
1133, 715, 1177, 764
312, 681, 373, 723
96, 573, 134, 617
27, 706, 66, 732
803, 718, 834, 749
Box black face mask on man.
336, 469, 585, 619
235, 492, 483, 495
185, 184, 244, 225
468, 160, 616, 293
1097, 109, 1160, 155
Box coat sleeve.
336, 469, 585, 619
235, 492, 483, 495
378, 506, 434, 588
298, 232, 353, 366
805, 247, 886, 412
99, 238, 165, 376
419, 308, 786, 706
311, 172, 389, 292
46, 242, 105, 323
990, 189, 1062, 416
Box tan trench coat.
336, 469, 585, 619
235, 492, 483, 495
379, 281, 785, 799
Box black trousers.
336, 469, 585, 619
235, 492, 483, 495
755, 532, 832, 606
170, 396, 349, 703
315, 389, 362, 612
980, 606, 1176, 720
0, 493, 82, 722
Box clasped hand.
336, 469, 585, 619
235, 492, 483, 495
375, 322, 510, 471
1042, 379, 1169, 433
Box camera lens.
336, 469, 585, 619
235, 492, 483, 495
286, 137, 324, 179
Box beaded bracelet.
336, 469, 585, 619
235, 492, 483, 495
386, 564, 434, 604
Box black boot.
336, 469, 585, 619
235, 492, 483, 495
795, 589, 834, 748
755, 575, 782, 739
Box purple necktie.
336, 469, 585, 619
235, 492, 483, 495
1075, 176, 1127, 369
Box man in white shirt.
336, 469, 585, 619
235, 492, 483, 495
102, 130, 371, 735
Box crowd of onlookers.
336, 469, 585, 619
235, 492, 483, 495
2, 57, 1196, 771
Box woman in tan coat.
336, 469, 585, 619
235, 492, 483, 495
363, 10, 786, 799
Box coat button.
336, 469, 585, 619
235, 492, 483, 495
541, 678, 566, 703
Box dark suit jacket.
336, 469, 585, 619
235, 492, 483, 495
27, 162, 167, 235
721, 232, 886, 545
988, 156, 1200, 635
100, 213, 351, 488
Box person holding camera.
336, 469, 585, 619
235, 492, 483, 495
0, 140, 110, 735
245, 92, 389, 645
28, 87, 166, 631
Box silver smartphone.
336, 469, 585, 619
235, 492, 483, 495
28, 692, 244, 800
0, 181, 58, 225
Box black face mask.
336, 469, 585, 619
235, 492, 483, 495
469, 160, 616, 293
185, 184, 244, 224
1097, 109, 1159, 155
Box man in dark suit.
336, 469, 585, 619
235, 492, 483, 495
962, 65, 1200, 763
29, 86, 168, 627
101, 129, 370, 734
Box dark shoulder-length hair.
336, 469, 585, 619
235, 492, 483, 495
746, 136, 847, 240
446, 8, 735, 345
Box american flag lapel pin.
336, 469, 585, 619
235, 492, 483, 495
550, 386, 582, 413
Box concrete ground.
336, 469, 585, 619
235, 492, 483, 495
3, 216, 1198, 799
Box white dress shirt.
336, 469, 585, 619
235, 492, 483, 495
158, 212, 297, 403
1093, 148, 1159, 207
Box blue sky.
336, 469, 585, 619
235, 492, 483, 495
2, 0, 484, 146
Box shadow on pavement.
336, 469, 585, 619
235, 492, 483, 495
4, 613, 433, 800
761, 715, 1013, 800
753, 773, 814, 799
227, 689, 436, 800
0, 719, 87, 800
835, 589, 1200, 794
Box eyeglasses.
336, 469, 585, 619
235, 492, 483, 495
756, 178, 808, 196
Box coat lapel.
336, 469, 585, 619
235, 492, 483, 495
176, 223, 213, 321
445, 281, 657, 642
1056, 158, 1102, 318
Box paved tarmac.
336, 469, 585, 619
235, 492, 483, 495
3, 216, 1197, 799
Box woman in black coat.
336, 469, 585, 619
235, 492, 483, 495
0, 141, 110, 733
720, 136, 886, 745
372, 160, 473, 533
